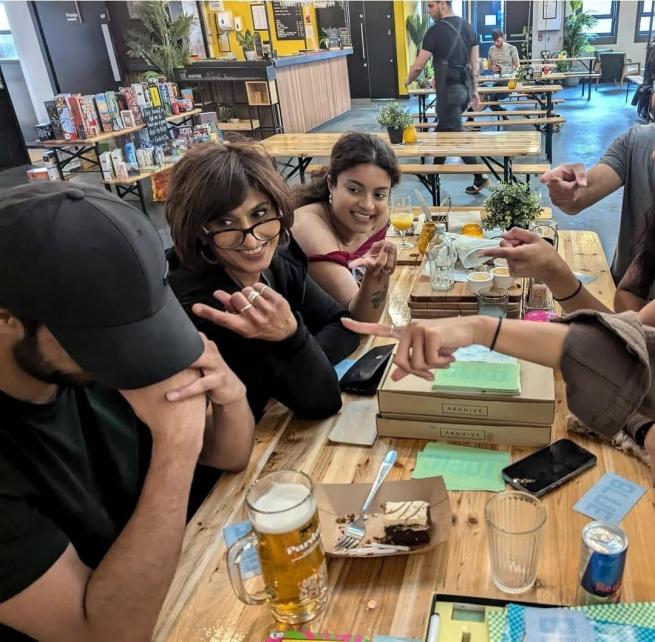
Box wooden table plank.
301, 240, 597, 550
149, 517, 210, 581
261, 132, 542, 159
154, 230, 655, 642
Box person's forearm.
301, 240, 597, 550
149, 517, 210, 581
543, 264, 611, 314
561, 164, 622, 214
615, 288, 647, 313
200, 397, 255, 471
472, 316, 569, 370
81, 437, 200, 642
406, 63, 422, 85
348, 273, 390, 322
470, 46, 480, 83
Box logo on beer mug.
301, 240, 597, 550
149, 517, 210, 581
226, 470, 329, 624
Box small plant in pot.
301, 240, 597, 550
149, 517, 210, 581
376, 102, 413, 145
483, 181, 542, 231
237, 29, 256, 60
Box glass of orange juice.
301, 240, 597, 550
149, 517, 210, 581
462, 222, 484, 238
508, 77, 517, 91
390, 195, 414, 249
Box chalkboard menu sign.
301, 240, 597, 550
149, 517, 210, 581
272, 2, 305, 40
141, 106, 171, 145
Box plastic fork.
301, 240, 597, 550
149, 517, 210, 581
334, 450, 398, 551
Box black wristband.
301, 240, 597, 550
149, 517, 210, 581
489, 317, 503, 352
553, 279, 583, 302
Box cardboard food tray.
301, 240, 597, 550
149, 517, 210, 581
315, 476, 451, 558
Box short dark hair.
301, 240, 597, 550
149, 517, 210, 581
166, 142, 293, 270
294, 132, 400, 208
492, 29, 504, 41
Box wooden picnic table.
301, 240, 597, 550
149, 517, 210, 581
408, 85, 562, 162
261, 131, 541, 184
153, 229, 655, 642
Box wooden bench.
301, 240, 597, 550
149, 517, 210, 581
411, 99, 565, 119
304, 162, 551, 205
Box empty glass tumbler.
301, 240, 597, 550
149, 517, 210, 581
428, 224, 456, 291
485, 491, 547, 594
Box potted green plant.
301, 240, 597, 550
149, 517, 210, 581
218, 106, 239, 123
237, 29, 256, 60
406, 13, 433, 88
562, 0, 598, 86
125, 1, 196, 80
376, 102, 413, 144
483, 182, 542, 231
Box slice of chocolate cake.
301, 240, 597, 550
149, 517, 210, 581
382, 500, 431, 546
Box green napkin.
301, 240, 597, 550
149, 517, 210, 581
434, 361, 521, 394
412, 442, 510, 492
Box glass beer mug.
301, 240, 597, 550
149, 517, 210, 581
226, 470, 328, 624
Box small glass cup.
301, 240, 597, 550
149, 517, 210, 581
529, 218, 559, 249
486, 491, 547, 594
477, 289, 509, 318
461, 222, 485, 238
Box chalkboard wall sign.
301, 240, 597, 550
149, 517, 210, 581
272, 2, 305, 40
141, 106, 171, 145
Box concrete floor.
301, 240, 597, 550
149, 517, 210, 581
1, 82, 642, 260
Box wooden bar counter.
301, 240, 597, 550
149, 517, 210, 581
275, 49, 352, 133
153, 230, 655, 642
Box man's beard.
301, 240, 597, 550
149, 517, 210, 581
12, 323, 89, 389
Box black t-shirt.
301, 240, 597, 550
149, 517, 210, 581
0, 386, 152, 642
422, 16, 478, 83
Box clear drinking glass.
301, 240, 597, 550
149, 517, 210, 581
477, 290, 509, 318
390, 195, 414, 249
485, 491, 547, 594
226, 470, 328, 623
529, 218, 559, 249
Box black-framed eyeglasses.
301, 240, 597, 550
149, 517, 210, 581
203, 216, 283, 250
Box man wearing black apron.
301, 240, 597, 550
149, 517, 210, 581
406, 0, 490, 195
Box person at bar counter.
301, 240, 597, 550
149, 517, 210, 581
293, 132, 400, 323
166, 141, 359, 422
404, 0, 490, 194
540, 123, 655, 282
343, 309, 655, 484
0, 183, 254, 642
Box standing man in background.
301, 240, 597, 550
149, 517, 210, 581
405, 0, 490, 195
485, 29, 521, 114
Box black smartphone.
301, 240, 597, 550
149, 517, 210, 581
502, 439, 597, 497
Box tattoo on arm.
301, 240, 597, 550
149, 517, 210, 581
370, 285, 389, 310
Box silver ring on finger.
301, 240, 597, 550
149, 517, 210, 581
382, 267, 394, 274
239, 303, 254, 314
247, 290, 261, 303
258, 284, 269, 296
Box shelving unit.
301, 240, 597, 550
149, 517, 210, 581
28, 110, 201, 214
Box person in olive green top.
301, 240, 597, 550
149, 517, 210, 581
0, 183, 254, 642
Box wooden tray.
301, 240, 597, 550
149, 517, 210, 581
409, 270, 525, 304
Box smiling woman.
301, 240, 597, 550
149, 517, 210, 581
292, 132, 401, 323
165, 142, 359, 421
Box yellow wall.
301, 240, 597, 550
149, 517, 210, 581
394, 1, 419, 96
203, 1, 319, 61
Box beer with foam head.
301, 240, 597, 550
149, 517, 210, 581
226, 471, 328, 624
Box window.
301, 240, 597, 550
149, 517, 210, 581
0, 2, 18, 60
635, 1, 655, 43
583, 0, 619, 45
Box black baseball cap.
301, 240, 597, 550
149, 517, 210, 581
0, 182, 204, 389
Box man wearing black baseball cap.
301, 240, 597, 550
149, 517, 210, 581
0, 182, 254, 642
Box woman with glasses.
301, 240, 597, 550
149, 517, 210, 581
293, 132, 401, 323
166, 142, 359, 421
